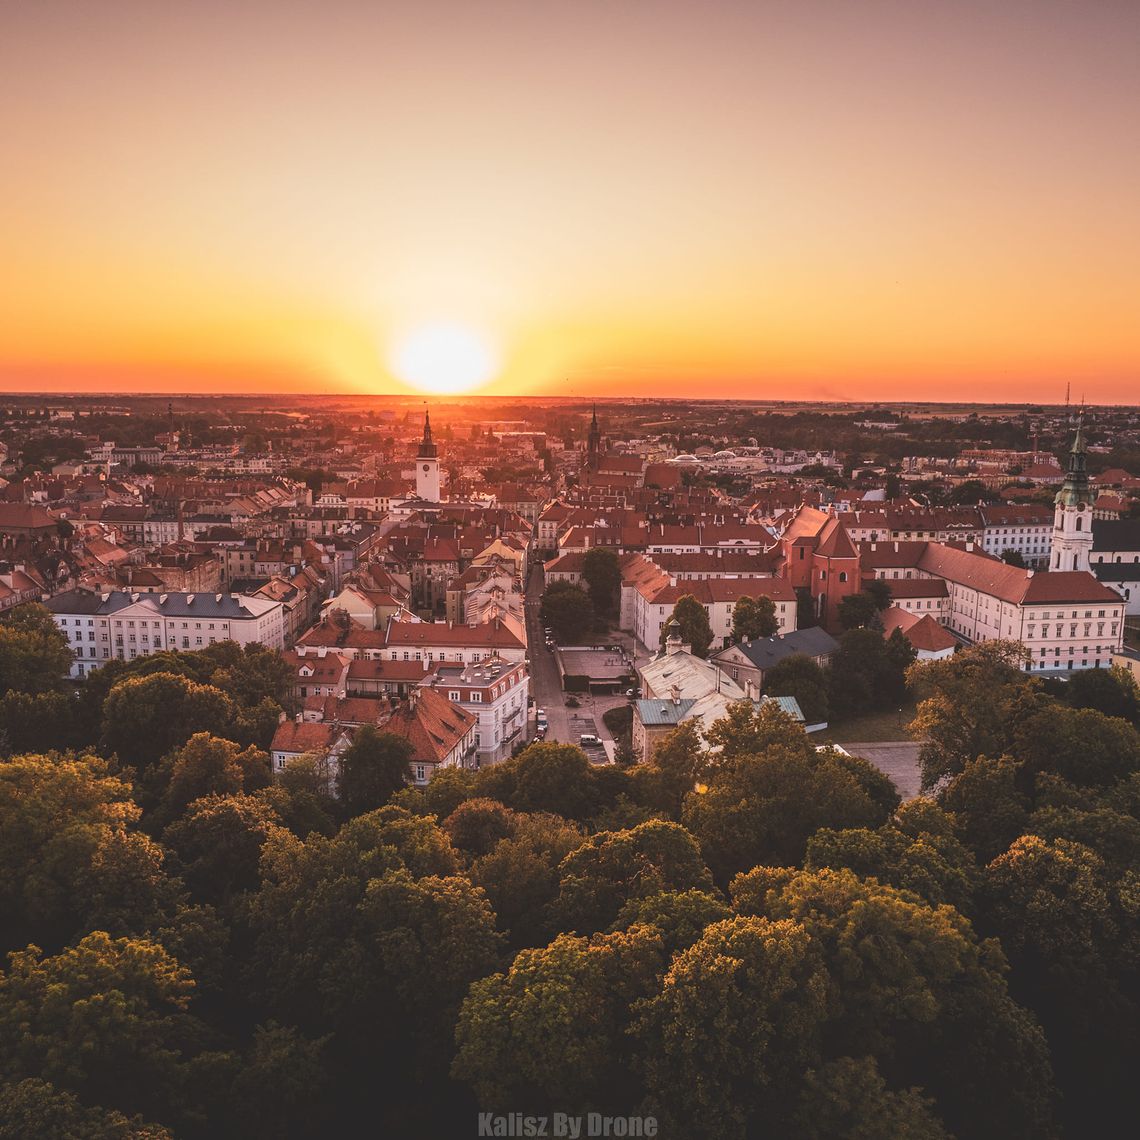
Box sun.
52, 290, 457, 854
389, 321, 499, 394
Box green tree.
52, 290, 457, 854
336, 726, 415, 816
633, 916, 831, 1139
0, 690, 80, 756
100, 672, 235, 770
661, 596, 714, 658
682, 719, 894, 881
540, 581, 594, 643
0, 753, 174, 949
731, 595, 778, 642
581, 547, 621, 616
228, 1023, 330, 1140
477, 742, 601, 821
0, 933, 222, 1130
442, 798, 518, 860
628, 720, 708, 819
1001, 548, 1027, 567
163, 793, 286, 905
468, 812, 584, 950
0, 604, 73, 696
865, 579, 893, 610
1011, 703, 1140, 787
549, 819, 715, 935
908, 641, 1039, 788
453, 925, 666, 1113
837, 591, 881, 631
938, 756, 1032, 863
731, 866, 1059, 1140
1061, 664, 1140, 722
763, 653, 830, 724
980, 835, 1137, 1135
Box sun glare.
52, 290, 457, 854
389, 322, 498, 394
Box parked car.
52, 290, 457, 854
579, 733, 602, 747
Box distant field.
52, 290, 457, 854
821, 701, 919, 745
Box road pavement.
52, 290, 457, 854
524, 564, 571, 745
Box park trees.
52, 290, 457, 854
581, 547, 621, 616
661, 596, 714, 658
908, 640, 1039, 788
335, 726, 415, 816
731, 595, 778, 642
100, 673, 235, 770
0, 603, 73, 696
540, 581, 594, 643
682, 713, 895, 880
763, 653, 830, 724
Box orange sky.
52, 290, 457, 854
3, 0, 1139, 402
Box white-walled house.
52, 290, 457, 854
46, 588, 286, 678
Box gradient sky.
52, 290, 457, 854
3, 0, 1139, 401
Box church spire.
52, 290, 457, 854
417, 408, 438, 458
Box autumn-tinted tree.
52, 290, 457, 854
661, 597, 714, 658
0, 1077, 173, 1139
540, 581, 594, 643
581, 547, 621, 615
0, 604, 73, 696
147, 732, 270, 825
336, 726, 415, 816
763, 653, 830, 724
731, 595, 778, 641
609, 889, 731, 957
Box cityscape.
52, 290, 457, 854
3, 2, 1140, 1139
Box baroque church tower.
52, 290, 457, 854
1052, 417, 1092, 572
416, 410, 441, 502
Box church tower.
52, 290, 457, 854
587, 404, 601, 472
416, 410, 441, 502
1052, 416, 1092, 572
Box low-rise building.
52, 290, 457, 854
46, 587, 286, 677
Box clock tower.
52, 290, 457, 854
416, 410, 441, 502
1052, 416, 1092, 573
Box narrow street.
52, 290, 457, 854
524, 562, 571, 744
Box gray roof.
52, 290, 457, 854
724, 626, 839, 671
45, 588, 279, 620
635, 697, 696, 726
1092, 518, 1140, 552
1092, 563, 1140, 583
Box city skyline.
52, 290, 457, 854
4, 0, 1140, 402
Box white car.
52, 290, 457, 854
578, 733, 601, 747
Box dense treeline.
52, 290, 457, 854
1, 605, 1138, 1137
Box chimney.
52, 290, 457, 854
294, 711, 302, 724
671, 683, 682, 706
